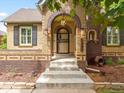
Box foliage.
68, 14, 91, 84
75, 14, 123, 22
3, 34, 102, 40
97, 88, 124, 93
45, 0, 124, 30
118, 59, 124, 64
105, 58, 113, 65
0, 34, 7, 49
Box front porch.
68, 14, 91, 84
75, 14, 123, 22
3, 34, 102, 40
45, 12, 87, 62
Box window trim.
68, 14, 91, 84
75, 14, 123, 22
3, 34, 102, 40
107, 26, 120, 46
19, 26, 32, 46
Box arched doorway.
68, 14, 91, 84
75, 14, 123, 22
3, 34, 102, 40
57, 28, 69, 54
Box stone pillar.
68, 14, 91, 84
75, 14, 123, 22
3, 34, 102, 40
81, 29, 87, 62
75, 28, 83, 62
47, 28, 52, 61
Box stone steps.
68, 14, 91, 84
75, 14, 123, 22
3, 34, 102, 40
42, 71, 86, 74
51, 61, 76, 65
41, 73, 87, 78
50, 64, 78, 67
49, 67, 79, 71
36, 78, 94, 89
32, 89, 96, 93
36, 57, 94, 89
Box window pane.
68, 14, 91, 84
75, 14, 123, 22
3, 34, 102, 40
113, 36, 118, 44
27, 37, 31, 44
21, 37, 26, 44
108, 36, 112, 44
21, 28, 26, 44
27, 29, 31, 35
27, 28, 31, 44
21, 29, 26, 36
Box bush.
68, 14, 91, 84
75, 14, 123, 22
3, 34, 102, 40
97, 88, 124, 93
0, 34, 7, 49
105, 58, 113, 65
118, 59, 124, 65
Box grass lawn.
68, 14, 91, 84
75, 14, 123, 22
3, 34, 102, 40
97, 88, 124, 93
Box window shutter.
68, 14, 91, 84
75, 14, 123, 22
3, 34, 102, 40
120, 30, 124, 45
14, 26, 19, 46
102, 30, 106, 46
32, 26, 37, 46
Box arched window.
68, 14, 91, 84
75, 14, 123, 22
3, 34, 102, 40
107, 26, 120, 46
88, 30, 97, 41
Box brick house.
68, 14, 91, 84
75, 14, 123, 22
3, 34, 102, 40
0, 0, 123, 72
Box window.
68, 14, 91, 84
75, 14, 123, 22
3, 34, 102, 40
20, 26, 32, 46
107, 26, 120, 46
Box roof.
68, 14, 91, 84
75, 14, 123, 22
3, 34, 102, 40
4, 8, 42, 23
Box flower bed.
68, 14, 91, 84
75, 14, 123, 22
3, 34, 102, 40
87, 65, 124, 83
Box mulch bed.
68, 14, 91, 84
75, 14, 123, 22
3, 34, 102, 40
87, 65, 124, 83
0, 72, 41, 82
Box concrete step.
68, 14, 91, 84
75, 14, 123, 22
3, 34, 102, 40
36, 78, 94, 89
42, 74, 87, 78
51, 58, 76, 63
32, 89, 96, 93
43, 71, 86, 75
42, 71, 87, 78
50, 64, 78, 68
49, 67, 79, 71
51, 61, 76, 65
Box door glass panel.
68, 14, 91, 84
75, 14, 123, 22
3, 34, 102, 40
57, 28, 69, 54
58, 43, 68, 53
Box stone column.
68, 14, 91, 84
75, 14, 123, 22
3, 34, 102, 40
75, 28, 83, 62
47, 28, 52, 61
81, 29, 87, 62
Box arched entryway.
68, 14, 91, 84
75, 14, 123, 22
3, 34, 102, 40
57, 28, 70, 54
50, 14, 77, 56
46, 12, 84, 61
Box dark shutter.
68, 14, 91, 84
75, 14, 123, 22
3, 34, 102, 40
102, 30, 106, 46
32, 26, 37, 46
14, 26, 19, 46
120, 30, 124, 45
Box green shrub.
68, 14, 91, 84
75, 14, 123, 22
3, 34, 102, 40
118, 59, 124, 65
97, 88, 124, 93
105, 58, 113, 65
0, 34, 7, 49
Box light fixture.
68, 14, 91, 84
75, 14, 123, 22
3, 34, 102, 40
61, 14, 66, 26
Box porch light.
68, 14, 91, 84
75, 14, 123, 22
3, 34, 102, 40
115, 29, 119, 34
61, 15, 66, 26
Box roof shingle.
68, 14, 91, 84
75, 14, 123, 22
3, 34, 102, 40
4, 8, 42, 23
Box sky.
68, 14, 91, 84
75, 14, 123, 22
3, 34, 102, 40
0, 0, 39, 32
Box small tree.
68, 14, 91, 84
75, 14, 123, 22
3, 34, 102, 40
0, 34, 7, 49
42, 0, 124, 30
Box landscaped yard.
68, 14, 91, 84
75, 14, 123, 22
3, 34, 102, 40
96, 88, 124, 93
87, 65, 124, 83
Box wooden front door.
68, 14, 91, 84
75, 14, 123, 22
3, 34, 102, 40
57, 28, 69, 54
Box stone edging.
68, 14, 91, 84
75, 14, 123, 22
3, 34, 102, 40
0, 82, 35, 89
95, 82, 124, 90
